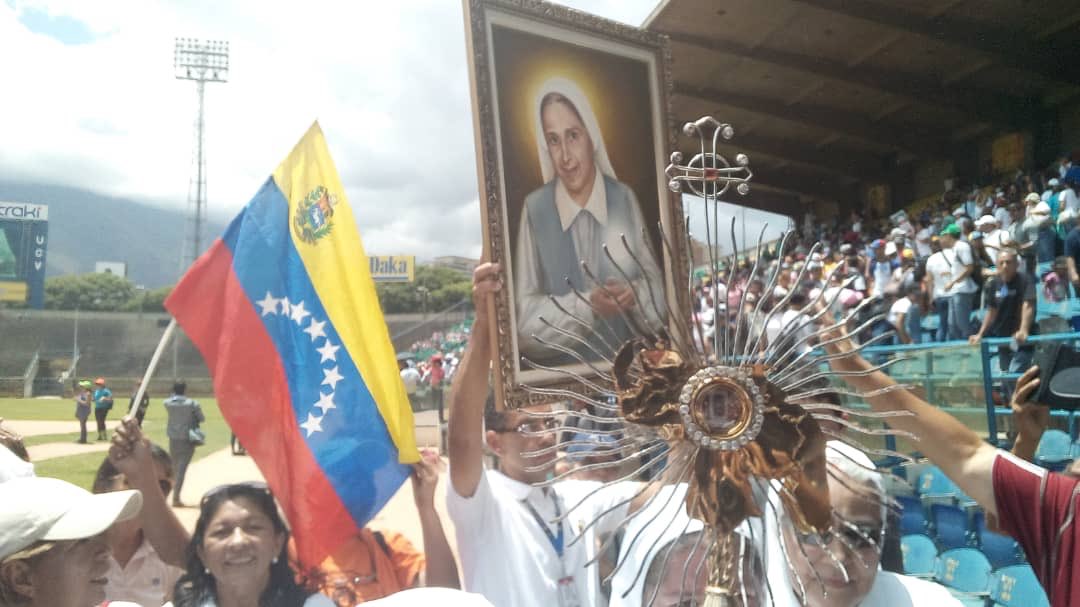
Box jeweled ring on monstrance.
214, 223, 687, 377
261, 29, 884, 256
678, 367, 764, 451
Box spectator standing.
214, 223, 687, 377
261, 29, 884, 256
128, 379, 151, 427
888, 283, 923, 345
428, 355, 446, 420
970, 250, 1037, 376
399, 359, 422, 411
93, 377, 114, 442
914, 219, 933, 259
979, 215, 1009, 260
162, 381, 204, 507
74, 379, 92, 444
866, 240, 897, 299
939, 225, 978, 340
1062, 182, 1080, 214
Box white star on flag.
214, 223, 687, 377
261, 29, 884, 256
313, 391, 336, 414
299, 412, 323, 437
290, 300, 311, 325
316, 340, 340, 363
280, 297, 292, 316
303, 318, 327, 342
322, 366, 344, 390
256, 292, 279, 316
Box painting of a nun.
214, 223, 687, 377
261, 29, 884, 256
515, 78, 666, 364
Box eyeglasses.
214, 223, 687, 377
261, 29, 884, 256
798, 519, 882, 551
495, 418, 560, 434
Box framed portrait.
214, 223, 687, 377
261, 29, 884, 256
463, 0, 689, 409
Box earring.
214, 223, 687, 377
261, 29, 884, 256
204, 567, 211, 575
272, 557, 279, 564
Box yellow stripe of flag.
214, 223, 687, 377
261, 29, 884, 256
273, 122, 419, 464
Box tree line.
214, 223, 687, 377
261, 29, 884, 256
2, 264, 472, 315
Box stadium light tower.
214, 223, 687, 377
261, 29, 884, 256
174, 38, 229, 271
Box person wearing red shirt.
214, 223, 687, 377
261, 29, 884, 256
826, 336, 1077, 606
428, 355, 446, 420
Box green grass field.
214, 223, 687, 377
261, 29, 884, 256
0, 396, 231, 489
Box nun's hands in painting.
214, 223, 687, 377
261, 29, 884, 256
591, 279, 636, 318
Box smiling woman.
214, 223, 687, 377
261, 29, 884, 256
166, 482, 333, 607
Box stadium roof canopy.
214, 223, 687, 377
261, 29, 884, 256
644, 0, 1080, 215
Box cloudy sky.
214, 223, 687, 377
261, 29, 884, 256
1, 0, 790, 260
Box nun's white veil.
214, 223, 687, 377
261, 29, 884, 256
534, 77, 617, 184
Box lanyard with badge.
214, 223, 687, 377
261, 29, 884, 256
523, 492, 581, 607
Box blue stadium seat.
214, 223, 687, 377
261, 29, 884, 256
934, 548, 992, 595
900, 533, 937, 578
980, 530, 1026, 569
931, 503, 970, 550
918, 466, 961, 497
988, 564, 1049, 607
1035, 429, 1073, 471
897, 494, 927, 536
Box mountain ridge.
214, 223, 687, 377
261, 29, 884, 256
0, 181, 226, 288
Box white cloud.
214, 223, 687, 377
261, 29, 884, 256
0, 0, 664, 260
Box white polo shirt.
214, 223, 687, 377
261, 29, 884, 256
447, 468, 639, 607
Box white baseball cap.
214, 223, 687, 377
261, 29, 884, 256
0, 476, 142, 560
977, 214, 998, 226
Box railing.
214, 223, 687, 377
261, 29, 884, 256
977, 332, 1080, 446
854, 332, 1080, 451
22, 350, 39, 398
390, 299, 471, 350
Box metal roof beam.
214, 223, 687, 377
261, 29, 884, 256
787, 0, 1079, 85
674, 82, 948, 156
674, 130, 890, 180
658, 29, 1035, 127
748, 171, 857, 203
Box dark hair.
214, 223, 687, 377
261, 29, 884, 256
173, 380, 187, 395
92, 443, 173, 494
172, 484, 310, 607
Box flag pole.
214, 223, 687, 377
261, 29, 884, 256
130, 318, 178, 412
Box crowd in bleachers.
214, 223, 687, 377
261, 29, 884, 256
693, 156, 1080, 375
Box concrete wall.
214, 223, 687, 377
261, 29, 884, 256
0, 309, 467, 396
1060, 102, 1080, 158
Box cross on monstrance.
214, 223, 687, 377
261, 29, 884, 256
665, 116, 753, 201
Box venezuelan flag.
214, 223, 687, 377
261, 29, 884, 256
165, 123, 419, 568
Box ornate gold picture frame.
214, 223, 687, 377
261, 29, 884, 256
462, 0, 690, 409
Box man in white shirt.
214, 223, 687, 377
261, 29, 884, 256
1061, 184, 1080, 215
914, 220, 933, 259
448, 263, 642, 607
923, 240, 952, 342
769, 443, 962, 607
939, 224, 977, 340
978, 215, 1010, 260
399, 359, 422, 410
